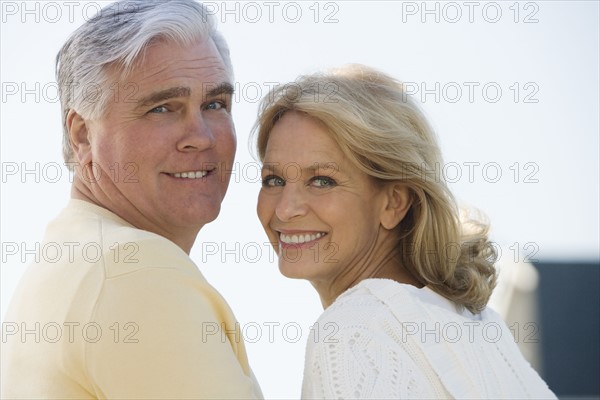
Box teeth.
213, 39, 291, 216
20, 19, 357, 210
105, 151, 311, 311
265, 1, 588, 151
171, 171, 208, 179
280, 232, 325, 244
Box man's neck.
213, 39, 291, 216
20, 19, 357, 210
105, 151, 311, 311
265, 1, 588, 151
70, 181, 198, 254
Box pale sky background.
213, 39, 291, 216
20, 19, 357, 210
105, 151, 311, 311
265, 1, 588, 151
1, 1, 599, 398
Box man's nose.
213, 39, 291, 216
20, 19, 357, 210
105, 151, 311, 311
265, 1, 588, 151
177, 111, 216, 152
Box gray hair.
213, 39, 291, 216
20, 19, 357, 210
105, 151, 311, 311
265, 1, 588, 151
56, 0, 233, 168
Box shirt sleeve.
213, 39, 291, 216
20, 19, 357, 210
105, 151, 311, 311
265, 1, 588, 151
85, 266, 262, 399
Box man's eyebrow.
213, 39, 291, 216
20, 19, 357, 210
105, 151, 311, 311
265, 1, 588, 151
137, 86, 191, 107
136, 83, 234, 108
205, 82, 235, 98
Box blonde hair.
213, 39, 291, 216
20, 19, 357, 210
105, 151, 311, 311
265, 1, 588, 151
254, 64, 497, 313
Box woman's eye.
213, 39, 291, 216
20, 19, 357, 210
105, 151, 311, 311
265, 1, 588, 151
311, 176, 336, 188
262, 175, 285, 187
149, 105, 168, 113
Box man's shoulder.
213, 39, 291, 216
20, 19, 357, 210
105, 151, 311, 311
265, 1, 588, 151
49, 199, 198, 278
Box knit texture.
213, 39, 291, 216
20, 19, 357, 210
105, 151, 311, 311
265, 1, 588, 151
302, 279, 556, 399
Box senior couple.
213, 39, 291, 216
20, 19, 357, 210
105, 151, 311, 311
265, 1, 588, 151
1, 1, 556, 399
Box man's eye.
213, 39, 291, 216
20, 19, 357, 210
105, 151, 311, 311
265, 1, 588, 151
262, 175, 285, 187
149, 105, 168, 113
205, 101, 225, 110
311, 176, 336, 188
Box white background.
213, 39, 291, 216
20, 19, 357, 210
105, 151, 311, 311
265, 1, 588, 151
1, 1, 599, 398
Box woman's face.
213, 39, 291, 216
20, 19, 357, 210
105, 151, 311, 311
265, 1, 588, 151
257, 111, 393, 288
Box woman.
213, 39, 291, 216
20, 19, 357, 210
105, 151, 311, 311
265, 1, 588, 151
255, 65, 556, 399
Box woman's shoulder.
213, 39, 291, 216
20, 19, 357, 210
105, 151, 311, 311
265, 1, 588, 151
327, 278, 407, 308
327, 278, 454, 315
313, 279, 429, 331
306, 279, 557, 400
314, 278, 488, 339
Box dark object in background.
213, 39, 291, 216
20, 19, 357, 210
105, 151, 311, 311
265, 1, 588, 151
534, 261, 600, 398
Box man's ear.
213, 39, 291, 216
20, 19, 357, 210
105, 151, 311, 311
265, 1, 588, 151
66, 109, 92, 165
379, 183, 413, 230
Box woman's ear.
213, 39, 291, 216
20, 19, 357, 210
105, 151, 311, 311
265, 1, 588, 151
66, 109, 92, 166
380, 183, 412, 230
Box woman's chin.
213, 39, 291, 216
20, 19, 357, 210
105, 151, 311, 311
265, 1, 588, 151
278, 261, 313, 280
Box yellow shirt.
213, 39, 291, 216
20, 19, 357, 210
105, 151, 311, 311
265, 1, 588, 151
1, 199, 263, 399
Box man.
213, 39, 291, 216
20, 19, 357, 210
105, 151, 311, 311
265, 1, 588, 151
1, 1, 262, 398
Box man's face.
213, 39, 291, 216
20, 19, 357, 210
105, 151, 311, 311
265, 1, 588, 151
81, 38, 235, 240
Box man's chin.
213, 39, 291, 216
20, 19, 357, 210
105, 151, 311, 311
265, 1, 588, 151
180, 206, 221, 228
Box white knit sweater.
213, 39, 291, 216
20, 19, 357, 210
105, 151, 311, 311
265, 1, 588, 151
302, 279, 557, 399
